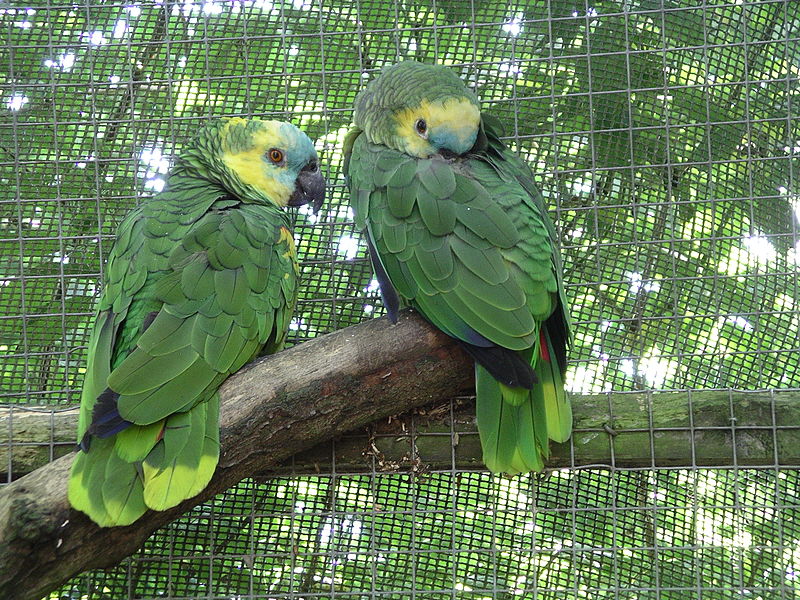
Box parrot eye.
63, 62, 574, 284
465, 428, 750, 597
415, 119, 428, 138
267, 148, 285, 165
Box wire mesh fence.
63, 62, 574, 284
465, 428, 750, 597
1, 0, 799, 598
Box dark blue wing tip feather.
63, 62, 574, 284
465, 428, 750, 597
457, 341, 536, 389
366, 235, 401, 323
86, 387, 133, 440
77, 434, 91, 452
458, 326, 494, 348
381, 285, 400, 324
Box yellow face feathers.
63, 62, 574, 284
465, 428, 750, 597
393, 97, 481, 158
220, 119, 293, 206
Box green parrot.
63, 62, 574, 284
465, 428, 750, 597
343, 61, 571, 474
68, 117, 325, 527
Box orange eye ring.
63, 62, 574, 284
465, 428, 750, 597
268, 148, 284, 164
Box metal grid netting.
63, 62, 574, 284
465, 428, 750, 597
59, 462, 800, 599
43, 464, 800, 599
0, 0, 798, 598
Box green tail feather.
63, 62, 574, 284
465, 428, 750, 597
114, 421, 163, 462
476, 365, 544, 474
142, 395, 219, 511
68, 396, 220, 525
475, 336, 571, 474
101, 450, 147, 526
511, 392, 546, 472
475, 365, 517, 472
68, 447, 110, 525
69, 437, 147, 527
538, 329, 571, 443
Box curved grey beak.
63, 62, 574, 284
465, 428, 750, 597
288, 161, 325, 214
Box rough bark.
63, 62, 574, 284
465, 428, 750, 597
0, 310, 473, 600
1, 407, 78, 478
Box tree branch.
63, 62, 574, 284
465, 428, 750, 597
4, 390, 799, 477
0, 310, 473, 600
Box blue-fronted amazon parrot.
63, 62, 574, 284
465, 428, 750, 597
343, 61, 571, 474
68, 117, 325, 526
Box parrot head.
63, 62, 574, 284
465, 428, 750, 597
178, 117, 325, 213
353, 61, 481, 159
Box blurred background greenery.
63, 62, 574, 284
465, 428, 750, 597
1, 0, 798, 597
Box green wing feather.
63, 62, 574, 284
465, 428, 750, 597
346, 114, 571, 475
68, 191, 298, 526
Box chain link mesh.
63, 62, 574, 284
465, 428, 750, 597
1, 0, 799, 598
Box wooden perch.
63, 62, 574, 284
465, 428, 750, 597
268, 388, 800, 473
0, 310, 473, 600
4, 391, 799, 476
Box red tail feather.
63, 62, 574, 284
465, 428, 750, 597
539, 331, 550, 362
